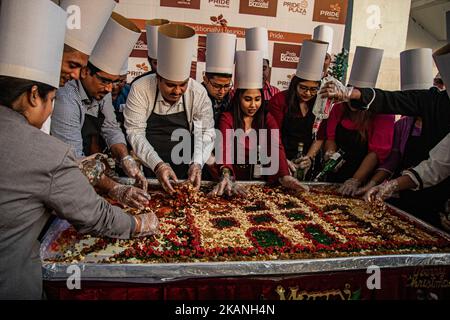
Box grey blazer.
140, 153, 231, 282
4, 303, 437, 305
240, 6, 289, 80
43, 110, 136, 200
0, 106, 134, 299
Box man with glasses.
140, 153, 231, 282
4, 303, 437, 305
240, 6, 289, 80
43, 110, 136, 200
202, 33, 236, 128
51, 13, 146, 189
203, 73, 233, 128
125, 25, 215, 193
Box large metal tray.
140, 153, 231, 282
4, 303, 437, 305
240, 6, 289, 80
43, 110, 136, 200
41, 180, 450, 283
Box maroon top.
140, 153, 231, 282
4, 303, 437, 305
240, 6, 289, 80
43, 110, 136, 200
217, 111, 290, 183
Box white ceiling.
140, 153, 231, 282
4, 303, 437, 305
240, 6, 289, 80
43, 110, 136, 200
410, 0, 450, 41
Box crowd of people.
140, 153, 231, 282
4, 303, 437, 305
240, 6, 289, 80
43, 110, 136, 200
0, 0, 449, 299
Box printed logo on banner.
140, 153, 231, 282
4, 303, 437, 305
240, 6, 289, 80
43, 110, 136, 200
276, 73, 294, 90
160, 0, 201, 10
239, 0, 278, 17
128, 58, 149, 82
208, 0, 231, 8
313, 0, 348, 25
210, 14, 228, 27
282, 0, 309, 15
272, 43, 301, 69
131, 32, 148, 59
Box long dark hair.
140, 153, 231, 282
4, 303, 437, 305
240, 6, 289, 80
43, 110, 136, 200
231, 88, 266, 130
286, 76, 319, 119
0, 76, 55, 112
342, 102, 377, 142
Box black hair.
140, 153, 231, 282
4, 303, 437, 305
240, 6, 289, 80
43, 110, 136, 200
286, 75, 320, 120
230, 88, 266, 131
86, 61, 101, 76
63, 44, 77, 53
205, 72, 232, 79
0, 76, 55, 111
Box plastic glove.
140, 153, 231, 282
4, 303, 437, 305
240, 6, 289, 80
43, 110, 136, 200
155, 162, 178, 194
365, 179, 399, 202
323, 150, 336, 162
108, 184, 151, 210
132, 211, 160, 237
287, 160, 298, 176
121, 155, 148, 192
279, 175, 310, 193
354, 180, 377, 196
295, 156, 312, 170
208, 174, 248, 197
77, 153, 107, 186
320, 81, 353, 102
339, 178, 362, 196
187, 162, 202, 190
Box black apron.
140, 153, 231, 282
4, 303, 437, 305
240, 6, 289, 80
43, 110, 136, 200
388, 120, 450, 227
144, 88, 193, 179
282, 109, 315, 160
81, 107, 106, 156
328, 122, 368, 183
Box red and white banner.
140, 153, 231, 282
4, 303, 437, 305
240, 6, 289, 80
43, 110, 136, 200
117, 0, 348, 89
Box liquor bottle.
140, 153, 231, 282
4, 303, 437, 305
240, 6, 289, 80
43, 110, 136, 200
313, 149, 345, 182
295, 142, 305, 181
253, 145, 263, 179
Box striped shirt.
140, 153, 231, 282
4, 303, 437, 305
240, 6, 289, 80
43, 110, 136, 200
51, 80, 127, 158
263, 81, 281, 101
124, 74, 215, 172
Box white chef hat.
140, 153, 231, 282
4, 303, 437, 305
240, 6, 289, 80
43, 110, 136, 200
89, 13, 141, 76
433, 44, 450, 99
120, 59, 129, 76
245, 27, 269, 61
0, 0, 67, 88
145, 19, 170, 60
313, 25, 334, 55
206, 32, 236, 75
400, 48, 433, 91
348, 46, 384, 88
235, 50, 263, 89
157, 24, 196, 81
61, 0, 116, 55
295, 40, 329, 81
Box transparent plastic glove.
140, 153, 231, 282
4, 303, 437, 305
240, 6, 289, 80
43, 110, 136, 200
77, 153, 107, 186
287, 160, 298, 175
208, 174, 248, 197
354, 180, 377, 196
155, 162, 178, 194
121, 155, 148, 192
320, 81, 354, 102
279, 175, 310, 192
187, 162, 202, 190
323, 150, 336, 162
108, 184, 151, 210
365, 179, 399, 202
339, 178, 362, 196
132, 211, 160, 237
295, 156, 312, 171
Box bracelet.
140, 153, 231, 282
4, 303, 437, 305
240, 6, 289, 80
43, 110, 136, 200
121, 155, 134, 164
133, 216, 142, 235
221, 167, 232, 177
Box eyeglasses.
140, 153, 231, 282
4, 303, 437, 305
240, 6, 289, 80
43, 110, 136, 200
94, 73, 122, 87
298, 84, 320, 94
207, 79, 233, 91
